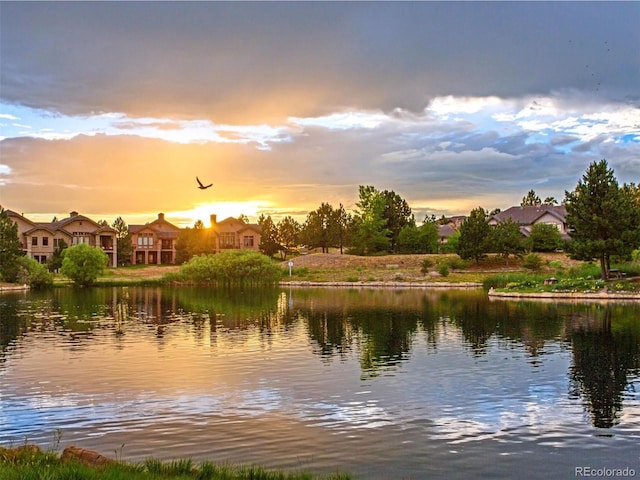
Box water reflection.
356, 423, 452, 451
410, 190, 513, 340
1, 287, 640, 478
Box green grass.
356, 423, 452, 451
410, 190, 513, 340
0, 446, 352, 480
484, 260, 640, 294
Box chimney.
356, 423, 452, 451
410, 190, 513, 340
210, 214, 217, 228
70, 211, 78, 217
158, 213, 165, 221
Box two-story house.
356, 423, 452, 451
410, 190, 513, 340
488, 205, 570, 240
7, 210, 118, 267
210, 214, 261, 252
129, 213, 181, 265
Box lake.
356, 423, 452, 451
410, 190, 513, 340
1, 286, 639, 479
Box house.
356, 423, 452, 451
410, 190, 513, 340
7, 210, 118, 267
488, 205, 570, 240
210, 214, 261, 252
129, 213, 262, 265
437, 224, 456, 244
130, 213, 181, 265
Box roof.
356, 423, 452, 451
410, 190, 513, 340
438, 224, 456, 237
491, 205, 567, 226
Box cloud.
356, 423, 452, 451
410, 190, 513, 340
2, 3, 639, 123
1, 2, 638, 221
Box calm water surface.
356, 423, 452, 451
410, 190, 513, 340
1, 287, 639, 479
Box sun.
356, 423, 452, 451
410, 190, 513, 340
170, 201, 274, 227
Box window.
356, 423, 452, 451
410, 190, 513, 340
221, 233, 235, 247
137, 233, 154, 248
72, 232, 90, 245
42, 237, 49, 247
32, 236, 38, 246
243, 235, 254, 247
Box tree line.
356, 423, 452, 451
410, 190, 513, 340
1, 159, 638, 284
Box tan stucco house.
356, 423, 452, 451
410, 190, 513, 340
210, 214, 261, 252
8, 210, 118, 267
129, 213, 262, 265
130, 213, 182, 265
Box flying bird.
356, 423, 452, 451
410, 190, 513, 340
196, 176, 213, 190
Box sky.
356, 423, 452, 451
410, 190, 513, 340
1, 1, 639, 227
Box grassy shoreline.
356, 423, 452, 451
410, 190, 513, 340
5, 252, 639, 298
0, 445, 351, 480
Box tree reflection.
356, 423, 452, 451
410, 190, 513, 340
568, 305, 640, 428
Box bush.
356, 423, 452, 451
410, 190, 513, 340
420, 258, 434, 275
437, 264, 450, 277
61, 244, 109, 287
522, 253, 543, 271
16, 257, 53, 288
177, 250, 282, 286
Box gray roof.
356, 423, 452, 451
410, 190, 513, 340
491, 205, 567, 225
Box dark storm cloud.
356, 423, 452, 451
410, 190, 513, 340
2, 2, 638, 122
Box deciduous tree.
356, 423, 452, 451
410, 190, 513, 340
350, 186, 390, 255
60, 244, 109, 287
528, 223, 563, 252
490, 218, 524, 265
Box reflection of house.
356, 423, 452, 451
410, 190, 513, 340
210, 215, 261, 252
7, 210, 118, 267
488, 205, 570, 239
130, 213, 181, 265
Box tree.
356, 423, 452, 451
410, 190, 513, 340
457, 207, 491, 263
277, 215, 301, 259
543, 196, 558, 206
175, 224, 215, 263
397, 222, 439, 254
381, 189, 413, 253
332, 203, 352, 254
60, 244, 109, 287
300, 203, 336, 253
620, 182, 640, 253
564, 159, 638, 279
16, 256, 53, 288
490, 218, 524, 265
47, 239, 68, 272
521, 190, 542, 206
528, 223, 563, 252
350, 185, 390, 255
112, 216, 132, 266
258, 214, 281, 257
0, 206, 23, 283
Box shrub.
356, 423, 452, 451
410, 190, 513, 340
437, 264, 450, 277
420, 258, 434, 275
522, 253, 543, 271
61, 244, 109, 287
177, 250, 282, 286
16, 256, 53, 288
568, 262, 601, 279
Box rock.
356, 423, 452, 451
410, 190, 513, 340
61, 446, 115, 466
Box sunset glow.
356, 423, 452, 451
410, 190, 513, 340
1, 2, 638, 223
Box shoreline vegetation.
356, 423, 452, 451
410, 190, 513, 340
0, 445, 351, 480
2, 251, 639, 300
